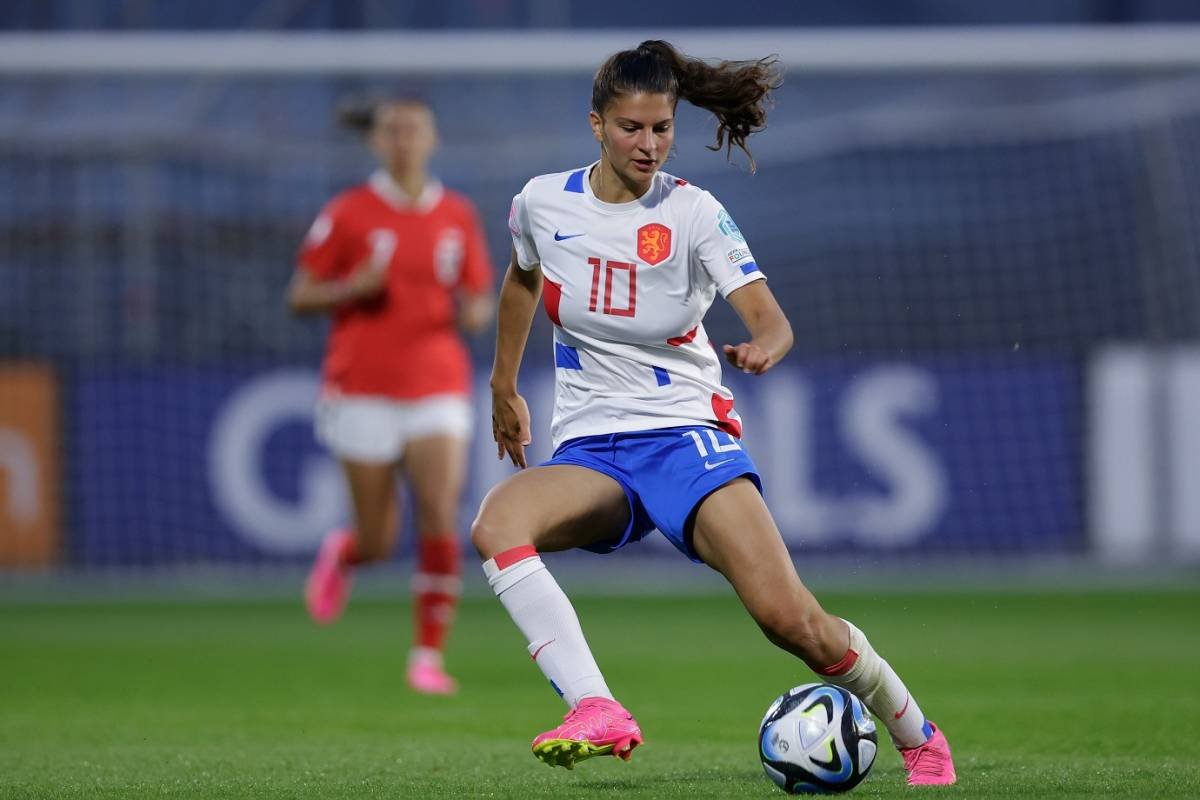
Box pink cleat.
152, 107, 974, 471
305, 529, 355, 624
406, 648, 458, 696
531, 697, 643, 769
900, 722, 957, 786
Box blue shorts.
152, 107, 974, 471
542, 425, 763, 563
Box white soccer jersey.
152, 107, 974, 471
508, 162, 766, 449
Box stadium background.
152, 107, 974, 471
2, 4, 1199, 800
4, 1, 1200, 576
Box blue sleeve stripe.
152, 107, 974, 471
563, 169, 585, 193
555, 342, 583, 370
652, 366, 671, 386
739, 260, 760, 275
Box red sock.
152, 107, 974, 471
413, 535, 462, 651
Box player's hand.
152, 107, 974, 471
723, 342, 774, 375
342, 257, 389, 301
492, 391, 532, 469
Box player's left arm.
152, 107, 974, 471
457, 292, 495, 334
723, 279, 794, 375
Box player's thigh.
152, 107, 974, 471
399, 433, 468, 532
472, 465, 630, 558
693, 479, 849, 665
691, 478, 822, 619
341, 459, 399, 551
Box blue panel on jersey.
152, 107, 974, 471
739, 260, 760, 275
652, 366, 671, 386
563, 169, 585, 193
555, 342, 582, 370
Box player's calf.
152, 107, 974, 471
754, 604, 848, 670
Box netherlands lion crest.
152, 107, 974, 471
637, 223, 672, 266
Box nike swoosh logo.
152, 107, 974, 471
554, 231, 585, 241
894, 694, 911, 720
531, 639, 556, 662
704, 458, 735, 470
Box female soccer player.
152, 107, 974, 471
472, 41, 956, 784
289, 96, 495, 695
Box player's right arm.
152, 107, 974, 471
490, 246, 541, 469
286, 197, 390, 316
286, 260, 388, 316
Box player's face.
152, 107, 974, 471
369, 102, 437, 174
591, 92, 675, 187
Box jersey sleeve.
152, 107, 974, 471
507, 184, 540, 271
297, 197, 357, 281
692, 191, 766, 298
457, 201, 496, 293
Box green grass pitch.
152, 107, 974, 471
2, 587, 1197, 799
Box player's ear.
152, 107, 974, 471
589, 110, 604, 144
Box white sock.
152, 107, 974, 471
819, 619, 932, 749
484, 546, 613, 707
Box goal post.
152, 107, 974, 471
3, 26, 1200, 74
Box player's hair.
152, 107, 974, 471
336, 93, 432, 135
591, 40, 782, 172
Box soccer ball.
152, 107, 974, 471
758, 683, 877, 794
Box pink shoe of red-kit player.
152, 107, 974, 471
406, 648, 458, 696
531, 697, 643, 769
305, 529, 355, 624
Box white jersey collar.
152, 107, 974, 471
582, 161, 664, 214
368, 170, 444, 213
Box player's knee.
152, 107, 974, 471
469, 507, 536, 561
470, 486, 532, 559
469, 510, 507, 560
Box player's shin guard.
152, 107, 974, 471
819, 619, 931, 749
413, 535, 462, 652
484, 545, 613, 707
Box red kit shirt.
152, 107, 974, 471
299, 172, 494, 399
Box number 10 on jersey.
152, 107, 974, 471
587, 258, 637, 317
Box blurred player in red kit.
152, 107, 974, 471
288, 96, 495, 695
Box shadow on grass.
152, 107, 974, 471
571, 769, 765, 790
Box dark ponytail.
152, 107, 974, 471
591, 40, 782, 172
336, 99, 377, 135
335, 93, 432, 135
